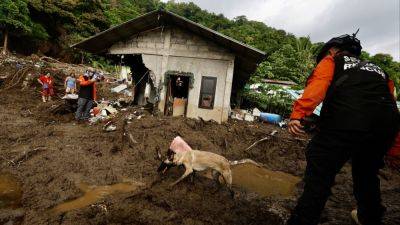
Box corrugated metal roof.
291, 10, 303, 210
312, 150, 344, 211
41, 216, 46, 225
71, 10, 266, 90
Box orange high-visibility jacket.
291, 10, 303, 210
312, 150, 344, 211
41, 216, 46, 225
290, 54, 399, 168
78, 75, 97, 101
290, 55, 395, 120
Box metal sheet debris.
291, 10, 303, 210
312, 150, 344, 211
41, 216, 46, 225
111, 84, 128, 93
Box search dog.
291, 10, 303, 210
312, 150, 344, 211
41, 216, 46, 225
158, 137, 260, 197
158, 147, 234, 195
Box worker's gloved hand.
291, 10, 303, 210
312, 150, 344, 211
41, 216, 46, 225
301, 116, 319, 133
288, 119, 305, 136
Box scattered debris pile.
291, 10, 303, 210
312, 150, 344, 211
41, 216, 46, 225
231, 108, 286, 127
0, 53, 119, 101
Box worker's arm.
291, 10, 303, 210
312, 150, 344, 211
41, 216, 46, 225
387, 79, 397, 100
37, 78, 43, 85
78, 76, 95, 86
79, 79, 95, 86
288, 55, 335, 135
290, 56, 335, 120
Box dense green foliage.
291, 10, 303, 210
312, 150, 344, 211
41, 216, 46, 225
27, 0, 109, 56
0, 0, 48, 53
243, 84, 295, 117
361, 52, 400, 92
251, 38, 323, 86
0, 0, 399, 99
0, 0, 32, 35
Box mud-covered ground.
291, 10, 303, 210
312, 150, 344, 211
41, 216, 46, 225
1, 88, 400, 225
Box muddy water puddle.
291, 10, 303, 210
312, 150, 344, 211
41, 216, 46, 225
0, 173, 23, 208
52, 181, 144, 213
231, 163, 300, 197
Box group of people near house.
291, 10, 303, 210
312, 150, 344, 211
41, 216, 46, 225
37, 69, 102, 122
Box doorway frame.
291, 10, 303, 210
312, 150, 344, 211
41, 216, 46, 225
163, 71, 194, 116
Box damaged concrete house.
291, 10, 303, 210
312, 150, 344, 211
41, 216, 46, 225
72, 10, 265, 123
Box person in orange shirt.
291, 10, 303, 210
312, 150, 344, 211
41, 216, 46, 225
75, 72, 97, 121
287, 34, 399, 225
37, 72, 54, 102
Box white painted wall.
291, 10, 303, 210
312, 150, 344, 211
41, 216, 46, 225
166, 56, 231, 122
108, 26, 235, 123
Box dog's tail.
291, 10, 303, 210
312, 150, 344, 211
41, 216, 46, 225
229, 159, 260, 167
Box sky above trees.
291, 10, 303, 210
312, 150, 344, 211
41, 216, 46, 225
162, 0, 400, 61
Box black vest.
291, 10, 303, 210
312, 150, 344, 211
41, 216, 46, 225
78, 83, 94, 100
319, 55, 399, 131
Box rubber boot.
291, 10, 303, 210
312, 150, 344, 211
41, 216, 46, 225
42, 96, 46, 103
48, 96, 51, 101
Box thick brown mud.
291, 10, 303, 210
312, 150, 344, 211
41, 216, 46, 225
0, 89, 399, 225
231, 163, 301, 198
0, 173, 23, 209
52, 181, 145, 214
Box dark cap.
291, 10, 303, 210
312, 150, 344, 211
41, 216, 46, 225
317, 33, 362, 63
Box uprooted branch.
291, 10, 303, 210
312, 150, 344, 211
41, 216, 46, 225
127, 132, 138, 147
245, 130, 309, 151
245, 137, 271, 151
39, 56, 62, 64
122, 118, 138, 148
0, 66, 33, 91
4, 147, 47, 167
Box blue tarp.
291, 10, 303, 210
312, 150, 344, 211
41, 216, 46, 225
285, 91, 400, 116
284, 89, 322, 116
247, 84, 400, 117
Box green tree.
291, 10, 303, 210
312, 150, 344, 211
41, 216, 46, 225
103, 0, 141, 26
27, 0, 108, 58
370, 54, 400, 98
0, 0, 32, 54
252, 44, 314, 85
360, 50, 371, 61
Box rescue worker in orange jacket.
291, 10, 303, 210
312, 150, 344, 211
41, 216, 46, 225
287, 34, 399, 225
75, 73, 97, 121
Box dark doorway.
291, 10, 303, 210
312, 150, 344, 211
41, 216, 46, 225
122, 54, 155, 106
165, 75, 190, 116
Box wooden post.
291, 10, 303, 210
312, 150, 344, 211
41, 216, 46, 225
2, 29, 8, 55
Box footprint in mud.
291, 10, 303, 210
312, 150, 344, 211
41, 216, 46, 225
51, 181, 145, 214
0, 173, 23, 209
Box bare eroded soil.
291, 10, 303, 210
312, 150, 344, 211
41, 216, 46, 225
1, 89, 400, 225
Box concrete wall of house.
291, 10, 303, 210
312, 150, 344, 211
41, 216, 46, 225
109, 26, 235, 123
